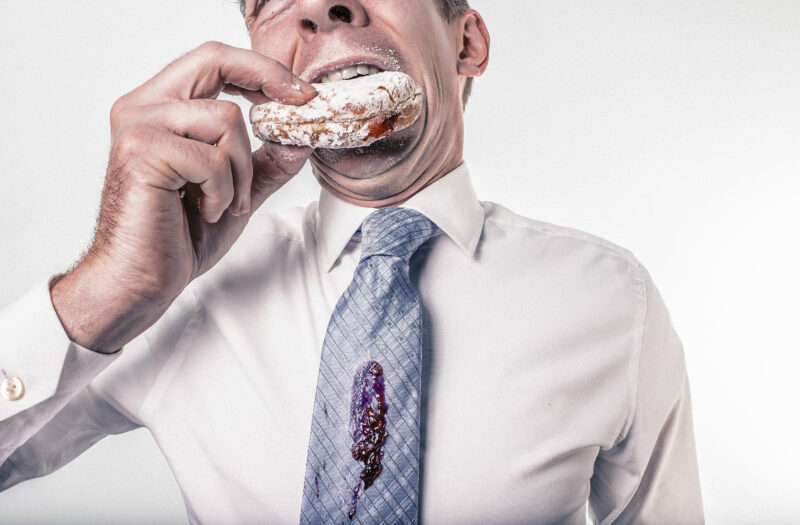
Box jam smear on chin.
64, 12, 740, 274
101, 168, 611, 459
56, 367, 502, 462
348, 360, 388, 519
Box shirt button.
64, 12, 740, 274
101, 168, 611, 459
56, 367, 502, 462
1, 375, 25, 401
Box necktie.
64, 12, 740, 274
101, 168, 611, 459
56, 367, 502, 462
300, 208, 437, 524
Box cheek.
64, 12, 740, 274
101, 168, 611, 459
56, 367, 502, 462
250, 26, 297, 66
421, 45, 461, 111
412, 22, 459, 82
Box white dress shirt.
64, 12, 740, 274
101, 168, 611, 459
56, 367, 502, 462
0, 163, 703, 524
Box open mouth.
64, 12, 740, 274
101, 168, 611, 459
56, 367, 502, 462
318, 64, 383, 84
307, 57, 391, 84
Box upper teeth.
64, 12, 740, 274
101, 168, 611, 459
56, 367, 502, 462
320, 65, 381, 83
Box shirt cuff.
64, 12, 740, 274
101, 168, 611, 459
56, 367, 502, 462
0, 279, 121, 421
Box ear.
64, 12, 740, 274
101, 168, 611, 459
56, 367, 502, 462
456, 10, 490, 77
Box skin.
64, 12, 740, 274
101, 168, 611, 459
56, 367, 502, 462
51, 0, 490, 353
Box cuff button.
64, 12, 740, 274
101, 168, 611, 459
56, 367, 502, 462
1, 375, 25, 401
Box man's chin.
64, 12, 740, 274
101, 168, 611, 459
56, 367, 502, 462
310, 127, 417, 180
308, 115, 434, 205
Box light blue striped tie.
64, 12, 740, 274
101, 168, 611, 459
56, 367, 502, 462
300, 208, 437, 524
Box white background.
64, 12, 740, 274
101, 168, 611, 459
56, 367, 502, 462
1, 1, 798, 523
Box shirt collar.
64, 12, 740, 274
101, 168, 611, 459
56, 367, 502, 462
316, 162, 485, 272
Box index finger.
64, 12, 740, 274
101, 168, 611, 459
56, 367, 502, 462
125, 41, 316, 106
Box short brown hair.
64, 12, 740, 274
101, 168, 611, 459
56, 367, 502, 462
436, 0, 471, 22
436, 0, 473, 106
238, 0, 474, 107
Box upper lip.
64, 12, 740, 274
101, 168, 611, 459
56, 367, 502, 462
304, 56, 395, 84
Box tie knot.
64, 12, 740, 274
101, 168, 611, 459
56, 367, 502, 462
359, 208, 437, 261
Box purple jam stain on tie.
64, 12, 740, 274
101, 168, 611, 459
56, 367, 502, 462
313, 459, 326, 498
348, 480, 363, 521
323, 403, 332, 426
347, 360, 388, 519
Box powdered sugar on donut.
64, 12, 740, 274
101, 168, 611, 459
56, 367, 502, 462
250, 71, 423, 149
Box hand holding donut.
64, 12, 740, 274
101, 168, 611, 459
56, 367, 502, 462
50, 42, 316, 354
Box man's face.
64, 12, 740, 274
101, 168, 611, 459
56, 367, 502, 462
245, 0, 472, 207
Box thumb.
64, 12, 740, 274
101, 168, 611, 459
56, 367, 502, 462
249, 142, 313, 210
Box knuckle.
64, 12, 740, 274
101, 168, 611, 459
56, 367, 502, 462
220, 180, 235, 203
113, 127, 149, 161
208, 147, 229, 173
218, 100, 243, 126
192, 98, 216, 118
109, 97, 130, 128
198, 40, 224, 58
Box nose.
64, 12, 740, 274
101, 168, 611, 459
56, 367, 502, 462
295, 0, 369, 40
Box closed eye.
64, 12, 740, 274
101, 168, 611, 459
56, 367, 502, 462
252, 0, 291, 27
253, 0, 270, 19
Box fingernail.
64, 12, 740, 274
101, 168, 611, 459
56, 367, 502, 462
293, 76, 317, 96
230, 199, 250, 217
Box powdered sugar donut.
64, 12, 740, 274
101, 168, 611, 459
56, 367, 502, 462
249, 71, 423, 149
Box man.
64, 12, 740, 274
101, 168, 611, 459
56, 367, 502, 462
0, 0, 703, 523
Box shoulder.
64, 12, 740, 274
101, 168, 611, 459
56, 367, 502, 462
480, 200, 647, 291
478, 201, 652, 362
481, 201, 641, 267
479, 202, 674, 436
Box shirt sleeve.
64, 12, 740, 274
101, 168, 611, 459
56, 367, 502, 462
588, 267, 704, 524
0, 280, 138, 490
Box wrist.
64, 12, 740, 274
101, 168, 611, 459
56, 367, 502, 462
50, 258, 174, 354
